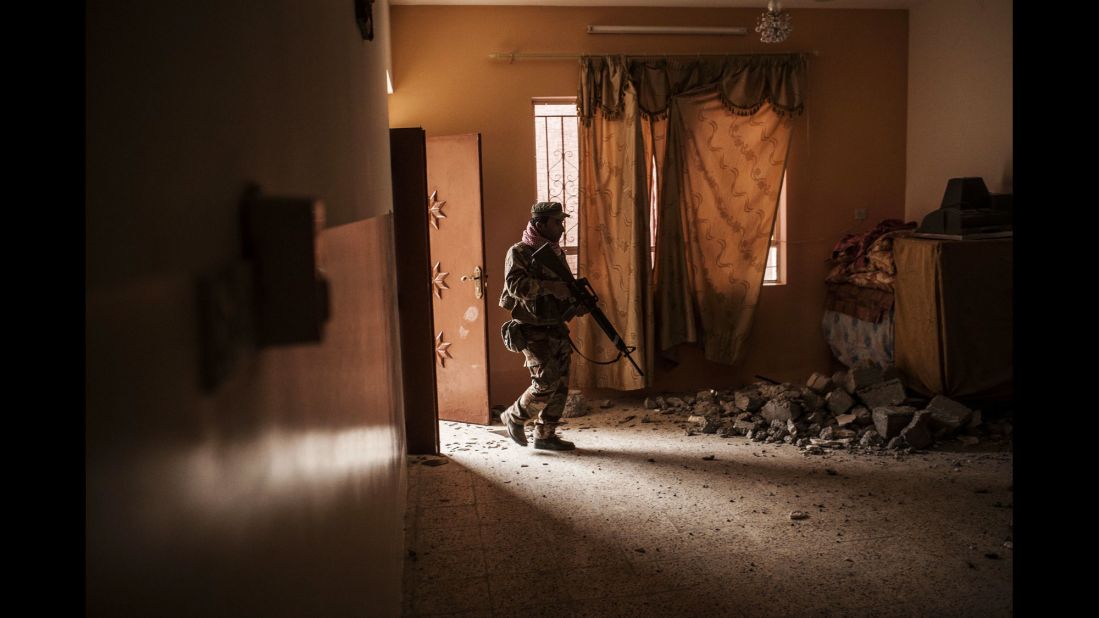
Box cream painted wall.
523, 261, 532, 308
390, 6, 909, 402
906, 0, 1013, 222
86, 1, 404, 614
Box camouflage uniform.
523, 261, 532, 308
499, 239, 574, 440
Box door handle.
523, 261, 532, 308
460, 266, 485, 299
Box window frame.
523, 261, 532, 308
763, 172, 788, 286
532, 97, 582, 275
532, 97, 786, 284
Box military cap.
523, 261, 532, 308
531, 201, 569, 220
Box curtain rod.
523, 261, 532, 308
488, 51, 818, 62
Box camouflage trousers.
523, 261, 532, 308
508, 323, 571, 440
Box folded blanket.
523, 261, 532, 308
824, 282, 895, 323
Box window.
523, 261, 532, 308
533, 98, 581, 274
533, 98, 785, 282
764, 173, 787, 286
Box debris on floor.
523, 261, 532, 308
563, 389, 589, 418
412, 455, 450, 467
614, 361, 1010, 456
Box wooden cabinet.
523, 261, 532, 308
893, 237, 1012, 400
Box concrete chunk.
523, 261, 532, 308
758, 383, 786, 399
732, 419, 756, 435
761, 398, 803, 423
900, 410, 933, 450
835, 413, 857, 428
807, 372, 835, 394
810, 438, 854, 448
696, 389, 716, 404
800, 389, 826, 411
965, 409, 983, 434
872, 406, 917, 439
834, 428, 858, 440
563, 390, 588, 418
644, 397, 660, 409
718, 420, 737, 437
787, 419, 799, 435
853, 406, 873, 426
860, 429, 884, 447
926, 395, 973, 432
694, 402, 722, 418
781, 385, 804, 399
734, 391, 766, 413
845, 362, 885, 393
688, 414, 720, 434
882, 365, 901, 381
831, 370, 848, 388
856, 379, 907, 408
886, 435, 909, 450
826, 389, 855, 415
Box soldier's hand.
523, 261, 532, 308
544, 280, 572, 300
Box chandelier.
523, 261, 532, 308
756, 1, 792, 44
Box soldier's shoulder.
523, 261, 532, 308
507, 243, 533, 259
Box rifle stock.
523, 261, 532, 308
531, 244, 644, 377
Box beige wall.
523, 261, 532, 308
86, 1, 405, 615
389, 6, 908, 402
906, 0, 1013, 222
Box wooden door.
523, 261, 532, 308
390, 127, 440, 454
426, 134, 491, 424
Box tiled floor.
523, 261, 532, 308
403, 400, 1013, 617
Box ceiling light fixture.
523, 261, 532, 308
756, 1, 792, 44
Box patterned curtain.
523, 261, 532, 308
570, 74, 652, 390
574, 54, 805, 383
657, 95, 793, 364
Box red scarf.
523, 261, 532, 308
521, 221, 564, 256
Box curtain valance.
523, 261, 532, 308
578, 54, 806, 123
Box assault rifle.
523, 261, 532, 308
531, 243, 644, 377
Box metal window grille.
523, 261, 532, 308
533, 100, 580, 274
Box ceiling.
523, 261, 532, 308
388, 1, 928, 9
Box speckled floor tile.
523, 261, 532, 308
402, 402, 1012, 617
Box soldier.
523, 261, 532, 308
498, 201, 588, 451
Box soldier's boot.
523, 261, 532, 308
500, 403, 528, 446
533, 434, 575, 451
533, 424, 574, 451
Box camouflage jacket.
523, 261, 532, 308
499, 242, 572, 326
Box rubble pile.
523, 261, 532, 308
642, 362, 1010, 455
563, 390, 590, 418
